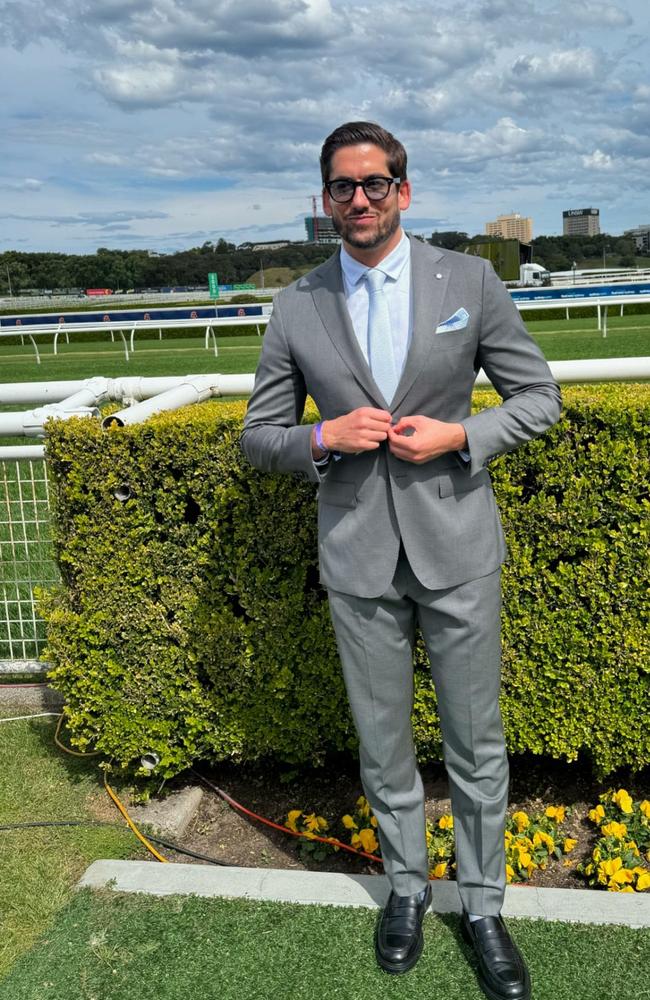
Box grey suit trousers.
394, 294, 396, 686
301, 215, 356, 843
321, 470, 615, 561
327, 552, 508, 916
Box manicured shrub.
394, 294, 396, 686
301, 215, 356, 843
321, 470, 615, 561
40, 384, 649, 777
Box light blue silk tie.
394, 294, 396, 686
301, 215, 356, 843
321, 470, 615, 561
365, 267, 398, 404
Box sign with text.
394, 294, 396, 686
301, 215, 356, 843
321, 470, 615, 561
208, 272, 219, 299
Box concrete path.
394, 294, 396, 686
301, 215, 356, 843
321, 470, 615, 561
78, 860, 650, 928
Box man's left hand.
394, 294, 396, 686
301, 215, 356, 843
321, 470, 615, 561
387, 416, 467, 464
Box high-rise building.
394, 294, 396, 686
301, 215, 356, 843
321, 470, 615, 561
305, 216, 341, 244
485, 213, 533, 244
623, 225, 650, 253
562, 208, 600, 236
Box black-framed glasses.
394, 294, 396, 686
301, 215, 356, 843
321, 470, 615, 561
324, 176, 401, 203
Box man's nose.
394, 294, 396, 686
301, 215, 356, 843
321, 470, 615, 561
350, 183, 371, 208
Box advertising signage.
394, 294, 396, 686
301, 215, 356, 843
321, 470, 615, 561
563, 209, 599, 218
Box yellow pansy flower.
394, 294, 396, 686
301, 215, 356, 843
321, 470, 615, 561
505, 864, 515, 883
518, 850, 533, 869
636, 872, 650, 891
303, 813, 319, 832
358, 828, 379, 854
370, 816, 378, 828
438, 815, 454, 830
639, 800, 650, 819
610, 867, 634, 885
342, 814, 357, 830
431, 862, 447, 879
512, 811, 529, 832
588, 805, 605, 824
356, 796, 371, 817
563, 838, 578, 853
533, 831, 555, 852
601, 821, 627, 839
504, 830, 513, 842
599, 857, 622, 877
286, 809, 302, 832
545, 805, 566, 823
612, 789, 634, 814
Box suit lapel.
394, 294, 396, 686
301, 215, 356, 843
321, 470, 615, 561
390, 237, 451, 411
310, 251, 385, 405
310, 236, 452, 411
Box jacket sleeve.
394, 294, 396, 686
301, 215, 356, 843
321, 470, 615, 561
239, 292, 322, 482
460, 260, 562, 476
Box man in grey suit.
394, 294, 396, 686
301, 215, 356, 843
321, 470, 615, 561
241, 122, 561, 1000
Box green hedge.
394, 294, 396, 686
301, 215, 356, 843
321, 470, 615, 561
40, 385, 650, 777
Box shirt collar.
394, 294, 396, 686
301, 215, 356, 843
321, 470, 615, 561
340, 230, 410, 287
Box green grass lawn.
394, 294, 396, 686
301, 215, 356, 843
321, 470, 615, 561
0, 889, 648, 1000
0, 714, 147, 980
0, 333, 264, 384
1, 316, 649, 387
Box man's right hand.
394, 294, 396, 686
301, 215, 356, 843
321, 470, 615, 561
315, 407, 392, 456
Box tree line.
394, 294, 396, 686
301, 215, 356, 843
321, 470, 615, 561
1, 232, 644, 296
0, 240, 333, 295
429, 231, 641, 271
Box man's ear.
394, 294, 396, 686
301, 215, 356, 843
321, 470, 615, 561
322, 189, 332, 217
398, 178, 412, 212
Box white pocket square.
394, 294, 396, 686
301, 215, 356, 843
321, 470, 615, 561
435, 307, 470, 334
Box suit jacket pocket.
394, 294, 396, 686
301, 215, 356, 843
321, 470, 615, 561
438, 467, 490, 498
318, 480, 358, 509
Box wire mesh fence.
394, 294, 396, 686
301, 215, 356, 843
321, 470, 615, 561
0, 459, 58, 667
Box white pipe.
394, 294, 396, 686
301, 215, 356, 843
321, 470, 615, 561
0, 406, 99, 437
102, 374, 255, 428
474, 356, 650, 385
0, 445, 46, 459
0, 374, 229, 405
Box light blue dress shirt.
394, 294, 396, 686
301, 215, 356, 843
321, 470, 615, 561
339, 231, 412, 380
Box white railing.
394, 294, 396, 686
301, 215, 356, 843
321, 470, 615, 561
0, 313, 270, 364
550, 269, 650, 287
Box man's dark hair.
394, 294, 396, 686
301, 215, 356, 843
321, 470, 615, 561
320, 121, 408, 183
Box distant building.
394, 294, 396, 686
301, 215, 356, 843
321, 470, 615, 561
623, 225, 650, 253
563, 208, 600, 236
305, 216, 341, 245
485, 213, 533, 244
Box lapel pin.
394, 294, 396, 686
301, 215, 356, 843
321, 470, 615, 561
435, 273, 443, 279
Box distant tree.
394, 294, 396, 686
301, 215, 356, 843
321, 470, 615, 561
429, 231, 469, 250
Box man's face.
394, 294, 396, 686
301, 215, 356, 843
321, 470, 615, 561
322, 143, 411, 256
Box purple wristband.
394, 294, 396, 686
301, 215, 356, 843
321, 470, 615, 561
314, 421, 328, 453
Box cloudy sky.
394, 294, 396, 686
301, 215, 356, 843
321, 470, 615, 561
1, 0, 648, 254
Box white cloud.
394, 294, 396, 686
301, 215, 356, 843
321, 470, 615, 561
511, 49, 600, 87
582, 149, 615, 170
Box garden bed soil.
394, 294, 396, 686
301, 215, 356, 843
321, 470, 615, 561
124, 754, 650, 892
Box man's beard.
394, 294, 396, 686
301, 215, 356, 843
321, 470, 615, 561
331, 203, 401, 250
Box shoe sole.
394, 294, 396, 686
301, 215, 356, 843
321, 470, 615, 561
460, 919, 531, 1000
375, 929, 424, 975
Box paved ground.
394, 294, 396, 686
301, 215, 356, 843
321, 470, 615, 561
78, 860, 650, 928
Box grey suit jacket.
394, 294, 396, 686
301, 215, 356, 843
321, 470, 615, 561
240, 236, 561, 598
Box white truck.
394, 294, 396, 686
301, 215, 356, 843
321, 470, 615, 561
517, 263, 551, 286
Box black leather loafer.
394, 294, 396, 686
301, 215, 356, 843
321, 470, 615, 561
461, 912, 531, 1000
375, 884, 432, 974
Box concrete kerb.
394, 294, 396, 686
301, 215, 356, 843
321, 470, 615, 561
77, 860, 650, 928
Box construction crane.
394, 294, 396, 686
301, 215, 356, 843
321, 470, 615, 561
309, 195, 319, 243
